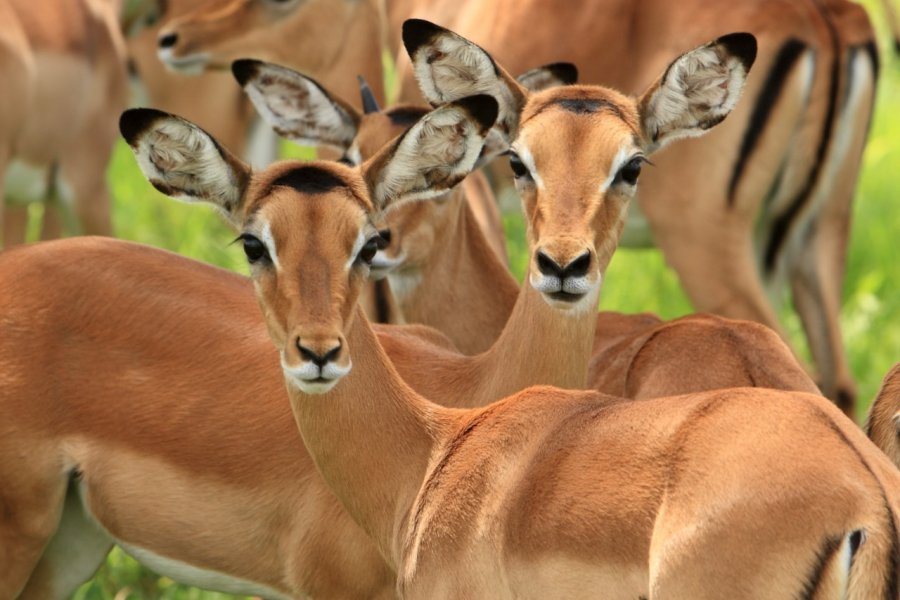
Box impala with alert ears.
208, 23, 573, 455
124, 54, 899, 600
239, 56, 819, 398
154, 0, 878, 412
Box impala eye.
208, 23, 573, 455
508, 152, 531, 180
615, 157, 645, 186
239, 234, 271, 264
357, 237, 381, 265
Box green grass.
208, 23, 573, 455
64, 12, 900, 598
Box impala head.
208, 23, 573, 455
157, 0, 361, 74
404, 19, 756, 312
233, 58, 577, 281
120, 97, 497, 393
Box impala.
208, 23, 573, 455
152, 0, 878, 412
0, 0, 128, 247
124, 59, 900, 599
867, 363, 900, 469
240, 56, 820, 399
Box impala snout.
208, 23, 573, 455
156, 26, 210, 74
530, 244, 599, 310
282, 334, 351, 394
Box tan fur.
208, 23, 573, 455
163, 0, 874, 408
394, 0, 876, 412
168, 115, 897, 599
126, 0, 254, 155
0, 0, 128, 247
867, 363, 900, 469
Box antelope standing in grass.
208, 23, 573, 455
123, 46, 899, 598
153, 0, 879, 412
0, 0, 128, 247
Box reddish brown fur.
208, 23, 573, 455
0, 0, 128, 247
867, 363, 900, 468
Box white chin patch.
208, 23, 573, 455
530, 273, 602, 316
289, 377, 341, 395
281, 357, 352, 395
158, 48, 210, 75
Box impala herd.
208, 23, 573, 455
2, 0, 900, 598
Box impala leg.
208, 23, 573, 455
787, 45, 875, 416
16, 481, 114, 600
3, 205, 29, 247
0, 452, 68, 599
58, 115, 116, 238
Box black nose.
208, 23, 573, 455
377, 228, 392, 247
536, 250, 591, 279
297, 341, 342, 368
158, 32, 178, 49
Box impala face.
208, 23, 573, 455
156, 0, 349, 73
403, 19, 756, 314
122, 96, 497, 393
512, 86, 645, 312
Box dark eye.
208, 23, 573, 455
508, 152, 531, 180
357, 237, 381, 265
240, 234, 270, 264
615, 157, 644, 186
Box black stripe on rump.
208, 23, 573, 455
764, 0, 844, 272
728, 38, 808, 205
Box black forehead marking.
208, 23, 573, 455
553, 98, 625, 119
386, 106, 429, 127
269, 166, 348, 195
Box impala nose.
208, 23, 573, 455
297, 340, 342, 368
536, 249, 591, 279
158, 32, 178, 49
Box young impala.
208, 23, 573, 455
0, 0, 128, 247
239, 56, 819, 399
124, 60, 900, 599
153, 0, 879, 412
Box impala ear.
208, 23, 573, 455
232, 59, 361, 152
120, 108, 252, 225
402, 18, 525, 152
638, 33, 757, 152
517, 62, 578, 92
361, 95, 498, 211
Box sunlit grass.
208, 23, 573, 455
71, 8, 900, 597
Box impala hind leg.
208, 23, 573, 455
0, 456, 68, 598
16, 480, 114, 599
786, 45, 876, 416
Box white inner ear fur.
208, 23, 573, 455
517, 68, 564, 93
642, 44, 747, 149
134, 120, 242, 211
375, 105, 485, 209
260, 221, 282, 271
244, 65, 356, 151
412, 33, 520, 142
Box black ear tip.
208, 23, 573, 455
717, 32, 758, 71
455, 94, 499, 131
231, 59, 262, 86
402, 19, 446, 56
119, 108, 169, 145
547, 62, 578, 85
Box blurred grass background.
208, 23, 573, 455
67, 3, 900, 597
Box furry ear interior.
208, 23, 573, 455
119, 108, 251, 224
362, 94, 498, 211
232, 59, 360, 152
517, 62, 578, 92
638, 33, 757, 152
402, 18, 526, 150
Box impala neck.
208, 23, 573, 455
287, 306, 450, 566
468, 281, 598, 402
392, 190, 518, 355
